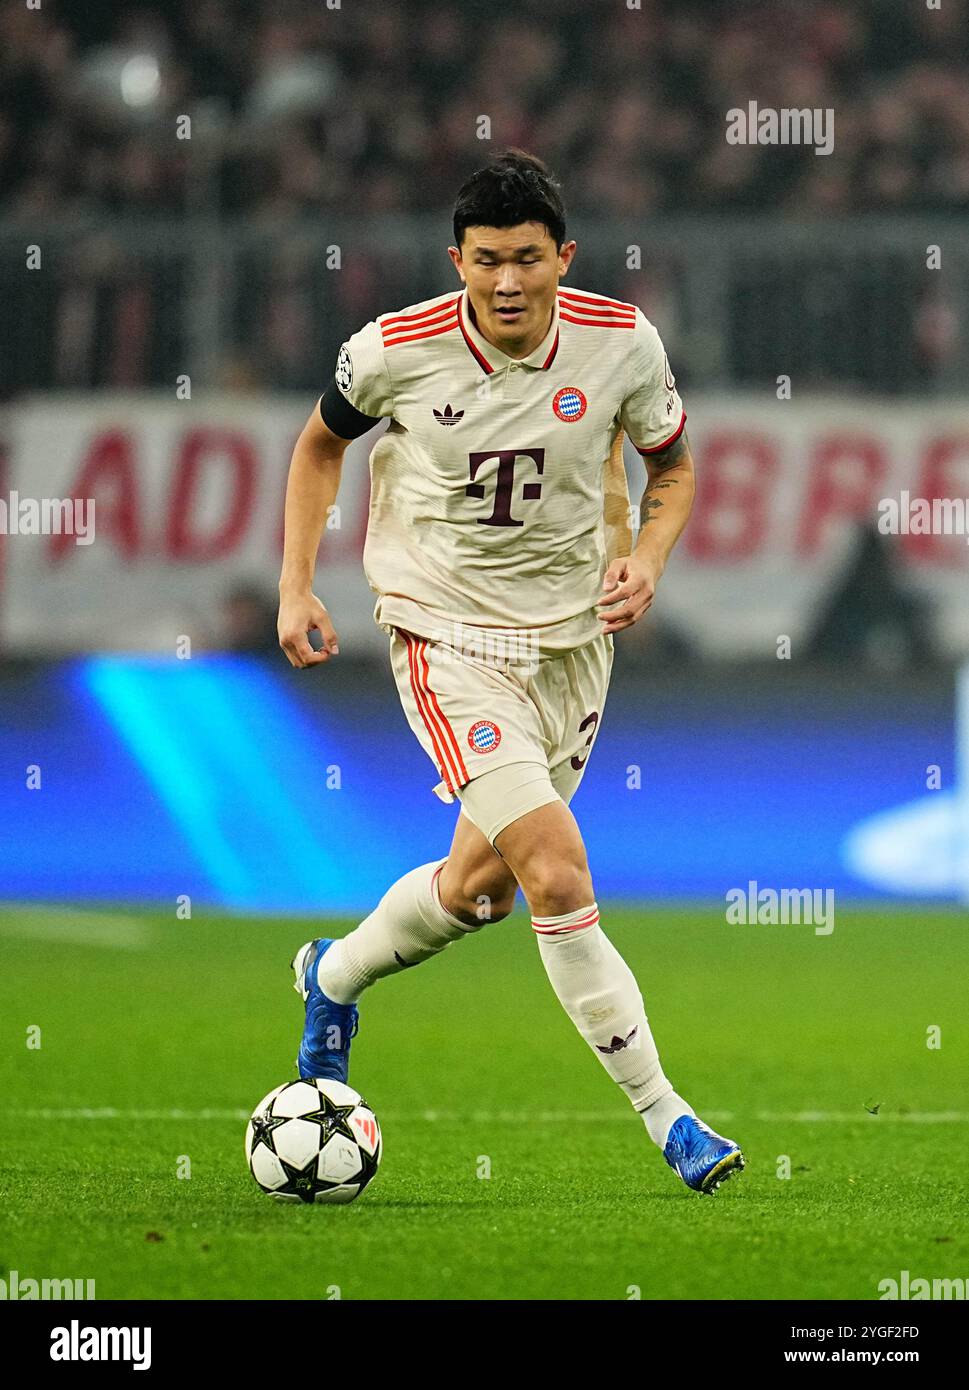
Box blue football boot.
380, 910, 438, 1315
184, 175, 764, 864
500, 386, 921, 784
663, 1115, 745, 1194
291, 939, 359, 1083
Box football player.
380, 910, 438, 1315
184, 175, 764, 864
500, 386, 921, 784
278, 150, 743, 1195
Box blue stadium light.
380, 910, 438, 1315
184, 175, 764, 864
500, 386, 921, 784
81, 654, 369, 913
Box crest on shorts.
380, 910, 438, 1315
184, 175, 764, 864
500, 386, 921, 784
468, 720, 502, 754
552, 386, 587, 422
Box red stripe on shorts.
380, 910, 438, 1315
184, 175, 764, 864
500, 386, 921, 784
402, 632, 455, 794
416, 638, 470, 786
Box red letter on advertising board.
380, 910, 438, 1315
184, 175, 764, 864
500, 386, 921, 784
50, 429, 140, 563
796, 436, 886, 554
902, 435, 969, 565
684, 432, 776, 561
167, 429, 256, 561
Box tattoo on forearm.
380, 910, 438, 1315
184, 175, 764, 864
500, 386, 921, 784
639, 477, 679, 528
640, 494, 664, 526
647, 430, 690, 471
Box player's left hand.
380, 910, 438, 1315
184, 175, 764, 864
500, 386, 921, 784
596, 555, 661, 633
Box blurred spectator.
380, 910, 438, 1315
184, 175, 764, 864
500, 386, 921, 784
807, 525, 937, 670
218, 582, 281, 656
1, 0, 967, 394
1, 0, 967, 221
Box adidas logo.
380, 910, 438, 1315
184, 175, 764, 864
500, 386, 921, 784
433, 403, 464, 426
595, 1025, 638, 1054
353, 1115, 378, 1149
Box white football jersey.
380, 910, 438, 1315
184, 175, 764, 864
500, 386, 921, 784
331, 284, 684, 654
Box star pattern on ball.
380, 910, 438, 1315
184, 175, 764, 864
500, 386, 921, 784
246, 1080, 382, 1204
250, 1109, 289, 1150
276, 1155, 320, 1202
303, 1092, 358, 1143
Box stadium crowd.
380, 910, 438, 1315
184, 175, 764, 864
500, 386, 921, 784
2, 0, 968, 220
1, 0, 966, 394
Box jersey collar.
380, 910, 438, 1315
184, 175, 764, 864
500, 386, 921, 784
457, 288, 560, 375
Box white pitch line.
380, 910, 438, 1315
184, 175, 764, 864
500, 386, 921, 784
0, 906, 150, 950
23, 1108, 252, 1122
20, 1107, 969, 1124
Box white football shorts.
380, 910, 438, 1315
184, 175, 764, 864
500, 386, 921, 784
388, 625, 613, 844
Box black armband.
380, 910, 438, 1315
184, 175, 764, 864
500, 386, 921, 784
319, 379, 382, 439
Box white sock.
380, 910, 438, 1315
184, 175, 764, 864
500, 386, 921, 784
317, 860, 480, 1003
532, 904, 690, 1146
640, 1090, 696, 1150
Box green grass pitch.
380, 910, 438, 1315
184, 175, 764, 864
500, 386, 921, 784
1, 902, 967, 1301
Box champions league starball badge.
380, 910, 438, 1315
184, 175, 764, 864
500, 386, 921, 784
336, 345, 353, 391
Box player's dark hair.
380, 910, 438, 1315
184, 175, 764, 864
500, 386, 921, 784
453, 149, 567, 250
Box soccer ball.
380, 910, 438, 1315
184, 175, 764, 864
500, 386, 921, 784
245, 1078, 381, 1204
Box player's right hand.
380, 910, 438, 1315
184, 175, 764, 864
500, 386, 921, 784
277, 591, 339, 668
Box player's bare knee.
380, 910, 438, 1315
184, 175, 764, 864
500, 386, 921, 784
475, 882, 518, 923
439, 852, 517, 924
453, 871, 517, 924
519, 856, 593, 917
466, 894, 516, 925
439, 870, 515, 926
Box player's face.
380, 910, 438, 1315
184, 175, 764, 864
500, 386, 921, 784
448, 223, 577, 358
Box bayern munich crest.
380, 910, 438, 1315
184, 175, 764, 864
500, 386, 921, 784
552, 386, 587, 422
468, 720, 502, 754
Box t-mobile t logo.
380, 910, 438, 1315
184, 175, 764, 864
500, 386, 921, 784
466, 449, 545, 527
